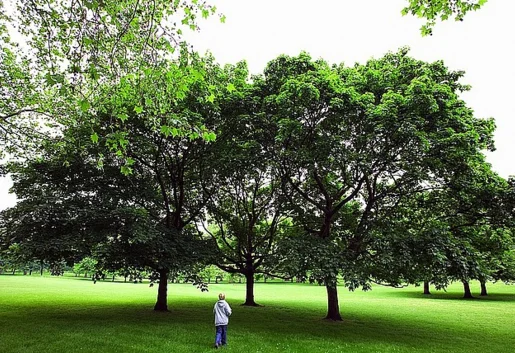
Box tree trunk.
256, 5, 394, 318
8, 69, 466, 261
480, 281, 488, 296
325, 285, 342, 321
243, 271, 259, 306
463, 281, 473, 299
153, 270, 169, 311
423, 281, 431, 295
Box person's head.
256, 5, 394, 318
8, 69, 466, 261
218, 293, 226, 300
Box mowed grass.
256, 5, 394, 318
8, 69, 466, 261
0, 276, 514, 353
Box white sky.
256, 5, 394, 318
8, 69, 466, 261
1, 0, 514, 210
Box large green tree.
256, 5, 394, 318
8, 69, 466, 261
0, 55, 229, 311
258, 49, 495, 320
198, 61, 291, 306
1, 117, 215, 310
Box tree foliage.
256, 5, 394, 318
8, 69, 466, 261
0, 0, 223, 160
257, 48, 497, 319
188, 61, 292, 306
379, 160, 513, 296
402, 0, 489, 35
0, 54, 231, 310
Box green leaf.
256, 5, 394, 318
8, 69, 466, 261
44, 73, 56, 86
89, 66, 100, 80
160, 125, 171, 137
207, 93, 215, 103
79, 100, 90, 112
190, 68, 203, 81
120, 165, 133, 175
90, 132, 99, 144
117, 113, 129, 122
202, 131, 216, 142
134, 106, 143, 114
226, 83, 236, 92
83, 37, 93, 46
188, 131, 199, 140
54, 74, 65, 84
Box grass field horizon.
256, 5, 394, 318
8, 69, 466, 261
1, 275, 514, 353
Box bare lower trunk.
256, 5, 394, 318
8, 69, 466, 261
423, 281, 431, 295
480, 281, 488, 296
325, 285, 342, 321
463, 281, 473, 299
243, 271, 259, 306
153, 270, 169, 311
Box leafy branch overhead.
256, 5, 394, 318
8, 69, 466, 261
0, 0, 224, 162
403, 0, 489, 35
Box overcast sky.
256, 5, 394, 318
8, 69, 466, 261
1, 0, 513, 210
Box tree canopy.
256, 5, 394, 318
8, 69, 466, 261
0, 0, 508, 321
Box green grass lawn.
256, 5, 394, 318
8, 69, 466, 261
0, 275, 514, 353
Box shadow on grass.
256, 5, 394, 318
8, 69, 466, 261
3, 277, 515, 353
3, 297, 508, 353
380, 289, 515, 302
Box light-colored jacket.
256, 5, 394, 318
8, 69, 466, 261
213, 299, 232, 326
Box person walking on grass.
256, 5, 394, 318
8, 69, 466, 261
213, 292, 232, 348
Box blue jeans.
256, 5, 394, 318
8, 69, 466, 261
215, 325, 228, 346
